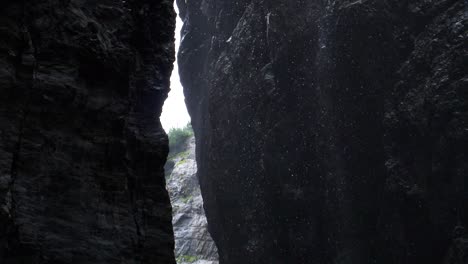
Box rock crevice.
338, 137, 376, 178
166, 136, 218, 264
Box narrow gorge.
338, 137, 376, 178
0, 0, 467, 264
166, 132, 218, 264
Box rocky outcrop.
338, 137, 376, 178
166, 136, 218, 264
0, 0, 176, 263
179, 0, 467, 263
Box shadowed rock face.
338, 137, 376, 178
179, 0, 467, 263
0, 0, 176, 263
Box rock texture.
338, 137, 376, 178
166, 136, 218, 264
0, 0, 176, 263
179, 0, 467, 263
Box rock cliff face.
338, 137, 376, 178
0, 0, 175, 263
179, 0, 467, 263
166, 136, 218, 264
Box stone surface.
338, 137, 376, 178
166, 136, 218, 264
179, 0, 467, 263
0, 0, 176, 263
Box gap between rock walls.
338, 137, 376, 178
0, 0, 466, 264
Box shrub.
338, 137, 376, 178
168, 122, 193, 154
177, 255, 199, 263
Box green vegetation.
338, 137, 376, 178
176, 255, 199, 263
175, 150, 189, 160
181, 194, 193, 203
168, 123, 193, 155
176, 158, 188, 166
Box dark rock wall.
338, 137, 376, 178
0, 0, 176, 263
179, 0, 467, 263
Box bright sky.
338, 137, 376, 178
161, 5, 191, 131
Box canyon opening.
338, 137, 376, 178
0, 1, 466, 264
162, 4, 218, 264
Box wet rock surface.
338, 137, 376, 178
0, 0, 176, 263
166, 136, 218, 264
179, 0, 467, 263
